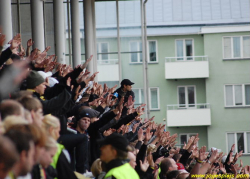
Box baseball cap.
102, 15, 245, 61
121, 79, 134, 86
98, 133, 129, 152
76, 108, 100, 121
37, 71, 52, 80
177, 163, 189, 174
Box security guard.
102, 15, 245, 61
98, 133, 139, 179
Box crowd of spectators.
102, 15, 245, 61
0, 31, 249, 179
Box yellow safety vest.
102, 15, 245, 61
51, 143, 65, 169
104, 163, 139, 179
157, 163, 161, 179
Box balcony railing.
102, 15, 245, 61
97, 59, 119, 81
166, 103, 211, 127
97, 59, 118, 65
167, 103, 210, 110
165, 56, 208, 62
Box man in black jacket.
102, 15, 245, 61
114, 79, 135, 116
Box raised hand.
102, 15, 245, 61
114, 111, 122, 121
208, 148, 219, 164
103, 128, 116, 137
136, 105, 144, 116
27, 39, 34, 47
10, 39, 21, 51
117, 125, 124, 134
110, 84, 118, 93
43, 46, 51, 53
81, 55, 93, 69
19, 45, 26, 57
230, 164, 237, 176
137, 128, 145, 142
140, 157, 149, 172
144, 127, 153, 144
103, 83, 108, 94
231, 144, 235, 152
240, 159, 243, 168
89, 72, 99, 81
219, 163, 226, 174
199, 146, 208, 161
124, 95, 134, 109
132, 122, 140, 133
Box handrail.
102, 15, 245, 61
97, 59, 118, 65
167, 103, 210, 110
165, 56, 208, 62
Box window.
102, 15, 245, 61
224, 84, 250, 107
180, 133, 198, 147
149, 88, 160, 110
133, 88, 144, 107
227, 132, 250, 154
129, 41, 142, 63
223, 36, 250, 59
148, 40, 157, 62
178, 86, 196, 108
133, 88, 160, 110
97, 42, 109, 61
176, 39, 194, 61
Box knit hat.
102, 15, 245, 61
76, 108, 100, 121
98, 133, 129, 152
26, 71, 45, 89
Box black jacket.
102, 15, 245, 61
56, 152, 78, 179
114, 87, 135, 104
114, 87, 135, 116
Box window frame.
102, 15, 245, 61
224, 84, 250, 107
133, 88, 144, 106
222, 36, 250, 60
177, 85, 197, 108
97, 42, 109, 61
129, 41, 142, 63
179, 133, 198, 147
149, 87, 160, 110
147, 40, 158, 63
175, 39, 195, 61
133, 87, 160, 110
226, 132, 250, 154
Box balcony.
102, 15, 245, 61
97, 59, 119, 82
166, 103, 211, 127
165, 56, 209, 79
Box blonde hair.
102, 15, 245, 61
45, 136, 58, 150
3, 115, 28, 131
42, 115, 60, 131
91, 158, 102, 177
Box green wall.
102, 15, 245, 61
204, 32, 250, 163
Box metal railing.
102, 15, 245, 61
167, 103, 210, 110
97, 59, 119, 65
165, 56, 208, 62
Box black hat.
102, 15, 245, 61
98, 133, 129, 152
76, 108, 100, 121
121, 79, 134, 86
26, 71, 45, 89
